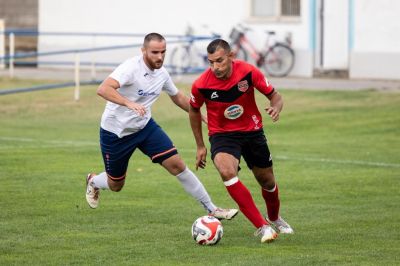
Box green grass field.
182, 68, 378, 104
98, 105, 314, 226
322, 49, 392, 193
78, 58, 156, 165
0, 78, 399, 265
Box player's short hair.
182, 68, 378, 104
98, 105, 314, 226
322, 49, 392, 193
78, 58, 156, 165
143, 33, 165, 47
207, 39, 231, 54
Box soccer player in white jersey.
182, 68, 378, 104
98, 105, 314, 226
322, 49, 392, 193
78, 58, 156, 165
85, 33, 238, 220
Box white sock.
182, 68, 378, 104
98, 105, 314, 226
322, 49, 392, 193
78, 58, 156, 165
176, 167, 217, 213
91, 172, 109, 189
223, 177, 239, 187
264, 184, 277, 192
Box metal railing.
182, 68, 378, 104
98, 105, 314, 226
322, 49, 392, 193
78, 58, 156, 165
0, 29, 216, 98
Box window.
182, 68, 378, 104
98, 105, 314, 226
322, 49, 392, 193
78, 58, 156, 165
250, 0, 301, 21
281, 0, 300, 16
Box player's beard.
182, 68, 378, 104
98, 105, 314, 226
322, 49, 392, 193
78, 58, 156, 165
144, 54, 164, 70
149, 59, 163, 69
214, 69, 228, 79
214, 70, 223, 78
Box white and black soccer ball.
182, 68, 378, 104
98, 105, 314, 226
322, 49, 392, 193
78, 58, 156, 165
191, 215, 223, 245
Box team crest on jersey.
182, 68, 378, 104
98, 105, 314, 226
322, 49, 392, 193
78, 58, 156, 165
224, 105, 244, 120
238, 80, 249, 92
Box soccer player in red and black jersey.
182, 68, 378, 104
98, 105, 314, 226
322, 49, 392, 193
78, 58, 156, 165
189, 39, 294, 243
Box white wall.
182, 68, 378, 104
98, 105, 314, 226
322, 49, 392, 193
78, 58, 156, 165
350, 0, 400, 79
322, 0, 349, 69
32, 0, 400, 80
38, 0, 313, 77
38, 0, 247, 68
353, 0, 400, 53
39, 0, 246, 37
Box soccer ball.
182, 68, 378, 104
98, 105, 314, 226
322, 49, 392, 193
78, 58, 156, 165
191, 216, 223, 245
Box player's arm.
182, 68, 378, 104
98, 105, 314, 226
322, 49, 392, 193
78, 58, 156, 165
252, 68, 283, 122
170, 90, 190, 111
189, 105, 207, 170
265, 90, 283, 122
97, 77, 146, 116
170, 91, 208, 123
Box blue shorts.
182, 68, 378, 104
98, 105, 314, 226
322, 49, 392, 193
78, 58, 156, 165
100, 118, 178, 180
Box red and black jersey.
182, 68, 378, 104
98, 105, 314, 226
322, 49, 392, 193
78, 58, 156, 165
190, 60, 275, 136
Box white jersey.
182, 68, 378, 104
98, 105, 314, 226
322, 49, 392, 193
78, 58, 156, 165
100, 56, 179, 138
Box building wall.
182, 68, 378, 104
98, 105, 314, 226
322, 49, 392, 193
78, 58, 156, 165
321, 0, 349, 70
36, 0, 400, 80
37, 0, 314, 77
350, 0, 400, 79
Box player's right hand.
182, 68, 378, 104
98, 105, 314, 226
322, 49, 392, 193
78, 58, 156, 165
195, 146, 207, 170
126, 101, 146, 116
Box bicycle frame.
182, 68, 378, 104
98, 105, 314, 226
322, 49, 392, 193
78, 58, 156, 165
230, 26, 295, 77
238, 35, 260, 61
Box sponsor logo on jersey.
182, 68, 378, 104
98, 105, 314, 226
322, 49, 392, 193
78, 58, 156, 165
211, 91, 219, 99
138, 90, 158, 97
265, 77, 270, 87
224, 105, 244, 120
238, 80, 249, 92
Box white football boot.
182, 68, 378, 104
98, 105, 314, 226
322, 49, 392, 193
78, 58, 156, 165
267, 216, 294, 234
209, 208, 239, 220
254, 224, 278, 243
86, 173, 100, 209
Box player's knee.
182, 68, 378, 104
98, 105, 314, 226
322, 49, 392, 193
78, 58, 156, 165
218, 168, 237, 180
174, 161, 186, 173
108, 180, 125, 192
261, 180, 275, 190
162, 156, 186, 175
257, 175, 275, 189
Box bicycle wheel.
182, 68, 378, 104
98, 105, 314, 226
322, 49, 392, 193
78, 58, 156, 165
170, 46, 192, 74
188, 45, 209, 73
262, 43, 294, 77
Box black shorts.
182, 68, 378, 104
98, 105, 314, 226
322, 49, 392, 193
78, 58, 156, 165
209, 130, 273, 169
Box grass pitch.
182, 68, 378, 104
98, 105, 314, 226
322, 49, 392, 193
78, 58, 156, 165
0, 78, 399, 265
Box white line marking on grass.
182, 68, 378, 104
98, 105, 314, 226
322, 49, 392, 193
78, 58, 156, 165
275, 155, 400, 168
1, 136, 399, 168
0, 136, 98, 147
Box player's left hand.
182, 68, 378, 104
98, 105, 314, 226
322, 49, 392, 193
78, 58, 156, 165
265, 106, 280, 122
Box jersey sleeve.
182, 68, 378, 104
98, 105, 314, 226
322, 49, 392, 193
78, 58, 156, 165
109, 59, 135, 87
252, 67, 275, 96
162, 72, 179, 96
190, 81, 205, 109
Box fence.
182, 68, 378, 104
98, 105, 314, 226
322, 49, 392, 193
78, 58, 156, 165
0, 29, 218, 99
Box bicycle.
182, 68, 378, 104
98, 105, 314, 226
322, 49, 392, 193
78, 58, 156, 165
169, 25, 220, 74
229, 25, 295, 77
